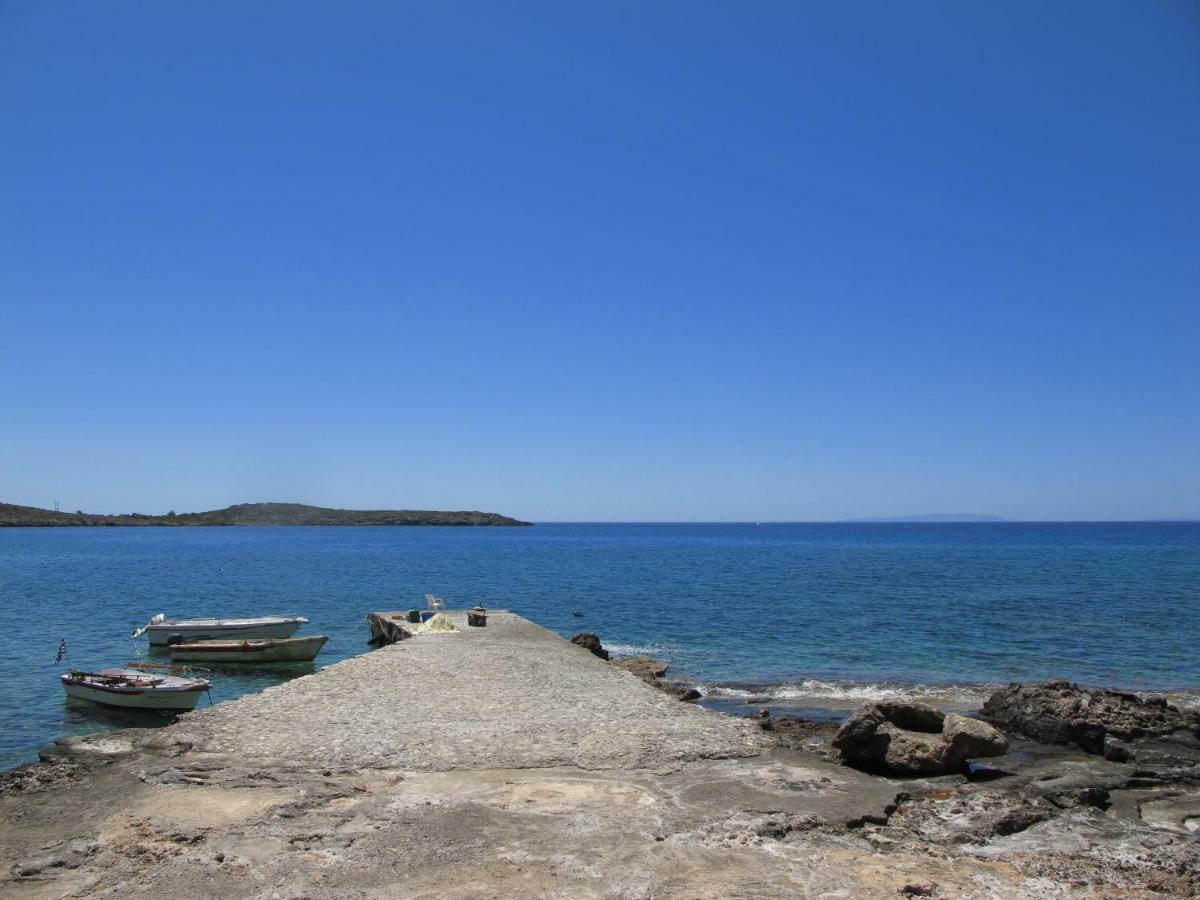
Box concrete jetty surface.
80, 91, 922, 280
185, 611, 767, 771
3, 612, 1197, 897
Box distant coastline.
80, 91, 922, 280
842, 513, 1009, 523
0, 501, 531, 527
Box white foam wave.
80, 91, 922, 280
700, 679, 996, 710
701, 680, 1200, 713
604, 642, 671, 658
1148, 690, 1200, 712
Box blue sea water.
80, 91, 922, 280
1, 522, 1198, 769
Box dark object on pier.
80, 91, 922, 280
570, 632, 609, 660
406, 609, 421, 623
468, 605, 487, 627
367, 612, 415, 646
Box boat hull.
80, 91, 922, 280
61, 677, 206, 711
168, 635, 329, 663
145, 617, 308, 646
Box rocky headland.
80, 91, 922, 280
2, 620, 1197, 898
0, 501, 531, 527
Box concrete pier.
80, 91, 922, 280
174, 610, 769, 771
3, 612, 1185, 897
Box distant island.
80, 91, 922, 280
0, 501, 531, 527
844, 513, 1009, 523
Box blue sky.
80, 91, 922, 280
1, 1, 1197, 521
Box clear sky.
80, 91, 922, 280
1, 1, 1197, 522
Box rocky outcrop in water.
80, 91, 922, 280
570, 633, 609, 660
981, 680, 1200, 758
610, 656, 670, 680
832, 701, 1008, 775
609, 655, 700, 702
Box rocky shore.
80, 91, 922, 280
2, 617, 1197, 897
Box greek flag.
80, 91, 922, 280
54, 639, 67, 664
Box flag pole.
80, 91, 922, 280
55, 638, 72, 671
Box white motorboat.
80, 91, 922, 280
60, 668, 211, 711
168, 635, 328, 663
133, 614, 309, 646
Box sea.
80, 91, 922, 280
1, 522, 1197, 770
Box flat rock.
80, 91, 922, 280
610, 655, 670, 680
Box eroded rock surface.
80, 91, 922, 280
610, 655, 670, 680
982, 680, 1200, 759
833, 701, 1008, 775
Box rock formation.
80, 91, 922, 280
609, 656, 670, 680
569, 632, 609, 660
606, 653, 700, 702
832, 701, 1008, 775
981, 680, 1200, 759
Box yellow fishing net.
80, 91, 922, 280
414, 613, 459, 634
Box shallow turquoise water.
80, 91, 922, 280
1, 522, 1197, 768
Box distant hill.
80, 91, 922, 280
844, 513, 1009, 523
0, 501, 531, 527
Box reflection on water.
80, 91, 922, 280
181, 661, 316, 677
61, 697, 181, 731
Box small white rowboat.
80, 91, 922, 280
61, 668, 211, 711
133, 614, 310, 646
167, 635, 329, 663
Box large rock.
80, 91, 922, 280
832, 701, 1007, 775
981, 680, 1200, 756
611, 656, 670, 680
570, 633, 609, 660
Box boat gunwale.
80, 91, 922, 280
148, 615, 309, 629
60, 671, 209, 694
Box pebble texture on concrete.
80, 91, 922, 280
178, 612, 770, 771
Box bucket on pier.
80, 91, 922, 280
406, 609, 421, 623
467, 605, 487, 627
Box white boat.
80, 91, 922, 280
133, 614, 310, 646
168, 635, 328, 663
61, 668, 211, 711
